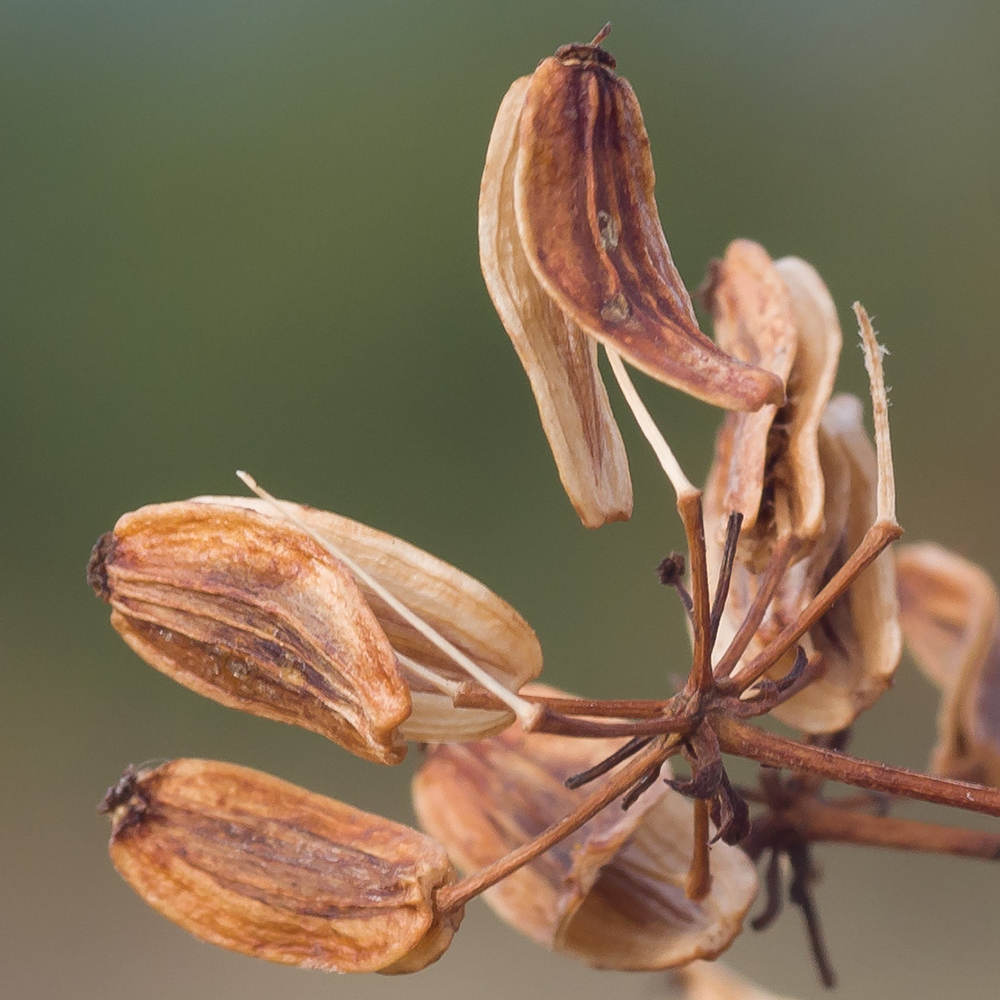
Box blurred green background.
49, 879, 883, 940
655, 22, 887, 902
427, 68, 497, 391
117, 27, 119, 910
3, 1, 999, 998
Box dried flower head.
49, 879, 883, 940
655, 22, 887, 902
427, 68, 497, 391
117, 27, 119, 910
480, 29, 783, 527
413, 690, 757, 970
98, 759, 462, 974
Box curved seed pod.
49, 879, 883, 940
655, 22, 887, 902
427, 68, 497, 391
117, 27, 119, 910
88, 502, 410, 765
896, 543, 1000, 786
703, 250, 841, 577
99, 760, 462, 973
701, 240, 798, 551
480, 75, 632, 528
514, 41, 784, 412
193, 496, 543, 742
772, 256, 843, 547
412, 689, 757, 970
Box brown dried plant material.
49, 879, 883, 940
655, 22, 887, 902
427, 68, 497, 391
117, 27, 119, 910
480, 34, 783, 527
896, 543, 1000, 786
771, 257, 844, 549
701, 241, 798, 546
479, 74, 632, 529
412, 690, 757, 970
711, 396, 900, 733
88, 502, 410, 765
704, 253, 841, 572
768, 395, 900, 732
99, 759, 462, 974
680, 961, 800, 1000
192, 495, 543, 743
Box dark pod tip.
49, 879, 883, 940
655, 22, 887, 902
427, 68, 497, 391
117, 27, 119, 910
87, 531, 116, 601
97, 764, 141, 814
554, 23, 615, 69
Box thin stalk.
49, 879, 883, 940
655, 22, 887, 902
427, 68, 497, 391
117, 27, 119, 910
715, 715, 1000, 818
724, 520, 902, 693
714, 533, 801, 681
685, 798, 712, 901
678, 492, 713, 698
793, 799, 1000, 860
453, 690, 674, 719
434, 735, 678, 914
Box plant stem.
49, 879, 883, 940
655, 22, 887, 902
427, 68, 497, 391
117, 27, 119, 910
434, 734, 677, 914
723, 519, 903, 693
793, 799, 1000, 860
715, 715, 1000, 818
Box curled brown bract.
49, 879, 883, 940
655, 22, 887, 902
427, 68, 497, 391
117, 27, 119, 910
480, 37, 783, 528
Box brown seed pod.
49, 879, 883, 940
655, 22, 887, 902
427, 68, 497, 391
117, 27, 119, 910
479, 32, 784, 528
99, 759, 462, 973
515, 40, 784, 412
88, 501, 411, 764
191, 495, 543, 742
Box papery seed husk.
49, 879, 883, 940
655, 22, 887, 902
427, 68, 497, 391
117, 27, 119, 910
100, 759, 462, 973
710, 394, 900, 733
701, 240, 798, 547
769, 395, 901, 732
192, 496, 542, 742
514, 42, 783, 413
88, 502, 410, 764
703, 253, 840, 575
896, 543, 1000, 786
413, 688, 757, 970
771, 256, 843, 546
480, 75, 633, 529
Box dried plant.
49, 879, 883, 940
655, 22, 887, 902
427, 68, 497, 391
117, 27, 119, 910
89, 25, 1000, 996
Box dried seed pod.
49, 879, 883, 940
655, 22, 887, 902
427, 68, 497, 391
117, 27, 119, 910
88, 502, 411, 765
896, 543, 1000, 786
480, 74, 632, 528
99, 759, 462, 973
710, 395, 900, 733
412, 690, 757, 970
192, 495, 543, 742
480, 34, 783, 527
703, 250, 841, 570
701, 240, 798, 552
768, 395, 900, 732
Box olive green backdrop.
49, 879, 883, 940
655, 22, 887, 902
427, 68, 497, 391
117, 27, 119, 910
3, 2, 998, 998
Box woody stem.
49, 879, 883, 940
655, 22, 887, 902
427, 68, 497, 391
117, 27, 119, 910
434, 734, 679, 914
786, 799, 1000, 860
678, 491, 714, 698
715, 715, 1000, 818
